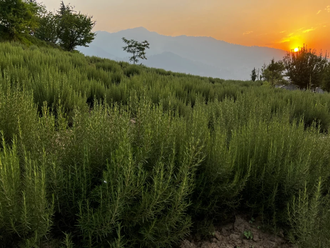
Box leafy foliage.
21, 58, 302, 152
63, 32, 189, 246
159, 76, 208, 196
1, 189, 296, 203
56, 2, 96, 51
256, 45, 330, 91
320, 63, 330, 92
251, 67, 257, 81
261, 59, 286, 87
0, 1, 95, 51
283, 45, 328, 89
34, 11, 58, 43
122, 37, 150, 64
0, 0, 40, 40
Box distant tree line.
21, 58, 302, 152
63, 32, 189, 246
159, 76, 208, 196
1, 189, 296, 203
0, 0, 96, 51
251, 45, 330, 91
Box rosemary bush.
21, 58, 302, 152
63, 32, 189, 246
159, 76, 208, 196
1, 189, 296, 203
0, 42, 329, 247
0, 138, 53, 247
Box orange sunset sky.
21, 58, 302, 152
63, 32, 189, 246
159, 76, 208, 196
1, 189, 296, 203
41, 0, 330, 52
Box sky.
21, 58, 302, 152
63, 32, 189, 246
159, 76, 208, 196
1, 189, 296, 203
41, 0, 330, 52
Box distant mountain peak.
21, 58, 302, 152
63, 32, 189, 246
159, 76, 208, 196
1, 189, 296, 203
120, 26, 151, 34
132, 26, 149, 31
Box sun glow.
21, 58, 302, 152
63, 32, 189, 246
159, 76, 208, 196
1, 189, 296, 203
294, 47, 299, 52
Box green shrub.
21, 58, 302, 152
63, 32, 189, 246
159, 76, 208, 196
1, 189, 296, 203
0, 85, 38, 146
154, 68, 172, 76
0, 138, 54, 247
287, 179, 329, 248
111, 71, 123, 84
95, 60, 121, 73
124, 65, 141, 77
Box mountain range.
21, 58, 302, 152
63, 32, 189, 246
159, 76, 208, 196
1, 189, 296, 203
78, 27, 287, 80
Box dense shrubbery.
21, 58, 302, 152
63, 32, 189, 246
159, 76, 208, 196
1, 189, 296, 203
0, 1, 95, 51
0, 42, 329, 247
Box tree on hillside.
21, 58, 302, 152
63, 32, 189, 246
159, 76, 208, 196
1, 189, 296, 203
0, 0, 40, 40
34, 12, 58, 43
261, 59, 286, 87
57, 1, 68, 16
33, 1, 96, 50
251, 68, 257, 81
320, 64, 330, 92
56, 1, 96, 51
283, 45, 328, 89
122, 37, 150, 64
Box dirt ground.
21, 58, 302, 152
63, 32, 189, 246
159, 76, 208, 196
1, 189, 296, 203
180, 215, 297, 248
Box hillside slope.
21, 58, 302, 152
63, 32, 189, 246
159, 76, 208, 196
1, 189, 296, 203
0, 42, 329, 248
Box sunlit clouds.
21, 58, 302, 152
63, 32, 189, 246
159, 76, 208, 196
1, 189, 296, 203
243, 31, 253, 35
303, 28, 315, 33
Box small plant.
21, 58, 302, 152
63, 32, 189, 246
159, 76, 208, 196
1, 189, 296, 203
243, 230, 253, 240
122, 37, 150, 64
249, 217, 255, 224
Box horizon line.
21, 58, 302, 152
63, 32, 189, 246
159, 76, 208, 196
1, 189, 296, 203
94, 27, 288, 52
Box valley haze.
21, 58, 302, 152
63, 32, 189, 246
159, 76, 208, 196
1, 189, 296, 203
78, 27, 287, 80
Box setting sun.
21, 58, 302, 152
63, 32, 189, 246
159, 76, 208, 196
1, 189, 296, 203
294, 47, 299, 52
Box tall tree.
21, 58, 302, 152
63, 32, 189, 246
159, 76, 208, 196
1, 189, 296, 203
283, 45, 328, 89
122, 37, 150, 64
34, 12, 58, 43
57, 1, 68, 16
56, 2, 96, 51
251, 68, 257, 81
0, 0, 40, 40
321, 63, 330, 92
261, 59, 286, 87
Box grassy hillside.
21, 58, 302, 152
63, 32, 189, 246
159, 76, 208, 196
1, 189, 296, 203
0, 42, 329, 247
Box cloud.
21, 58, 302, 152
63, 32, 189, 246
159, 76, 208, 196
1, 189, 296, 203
325, 6, 330, 12
279, 30, 286, 34
279, 38, 291, 44
278, 32, 295, 43
279, 35, 293, 43
243, 31, 253, 35
303, 27, 315, 33
317, 10, 321, 14
279, 33, 298, 44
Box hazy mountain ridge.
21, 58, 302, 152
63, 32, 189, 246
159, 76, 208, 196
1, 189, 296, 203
144, 51, 233, 78
78, 27, 287, 80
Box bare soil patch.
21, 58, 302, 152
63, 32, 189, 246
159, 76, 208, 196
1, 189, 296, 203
180, 215, 297, 248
